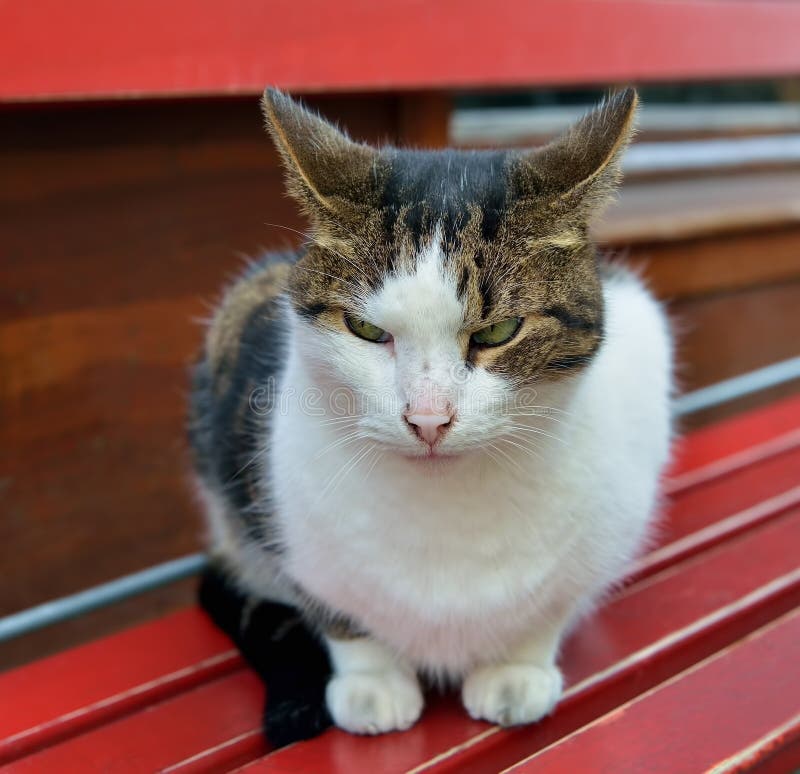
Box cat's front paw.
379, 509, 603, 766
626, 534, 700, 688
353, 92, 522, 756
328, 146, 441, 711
462, 663, 563, 727
326, 670, 424, 735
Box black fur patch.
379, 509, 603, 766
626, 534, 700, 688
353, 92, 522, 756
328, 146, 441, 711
545, 352, 596, 371
198, 565, 332, 747
543, 305, 599, 332
296, 301, 329, 320
479, 273, 495, 319
545, 335, 604, 373
457, 265, 470, 299
380, 149, 510, 248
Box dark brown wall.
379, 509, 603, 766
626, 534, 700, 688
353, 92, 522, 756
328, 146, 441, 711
1, 97, 798, 669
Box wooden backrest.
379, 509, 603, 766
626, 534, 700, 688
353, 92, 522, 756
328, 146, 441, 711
2, 0, 800, 101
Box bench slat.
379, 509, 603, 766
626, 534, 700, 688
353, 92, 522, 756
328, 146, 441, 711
234, 509, 800, 773
0, 610, 241, 764
4, 671, 265, 774
505, 609, 800, 774
631, 445, 800, 582
665, 394, 800, 489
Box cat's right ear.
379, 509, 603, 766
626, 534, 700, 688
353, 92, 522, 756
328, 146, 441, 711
261, 89, 381, 216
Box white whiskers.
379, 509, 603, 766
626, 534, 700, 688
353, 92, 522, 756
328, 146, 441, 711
320, 442, 376, 501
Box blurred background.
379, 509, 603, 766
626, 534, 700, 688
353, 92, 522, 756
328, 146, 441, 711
2, 1, 800, 671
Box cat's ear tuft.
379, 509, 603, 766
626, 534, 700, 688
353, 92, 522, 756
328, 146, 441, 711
510, 88, 638, 211
261, 88, 381, 214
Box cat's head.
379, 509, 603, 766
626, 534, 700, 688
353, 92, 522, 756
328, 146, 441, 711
262, 89, 637, 458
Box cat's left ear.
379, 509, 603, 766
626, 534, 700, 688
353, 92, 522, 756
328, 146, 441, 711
509, 88, 638, 213
261, 88, 382, 216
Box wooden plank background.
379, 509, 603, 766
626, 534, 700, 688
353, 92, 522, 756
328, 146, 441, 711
1, 94, 799, 669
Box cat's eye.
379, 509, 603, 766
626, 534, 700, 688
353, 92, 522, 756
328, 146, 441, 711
344, 313, 392, 343
470, 317, 523, 347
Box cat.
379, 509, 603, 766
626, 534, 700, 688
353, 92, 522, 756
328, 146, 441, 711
190, 87, 673, 746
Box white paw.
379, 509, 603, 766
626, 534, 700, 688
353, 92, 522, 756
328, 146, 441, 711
462, 663, 563, 727
326, 670, 424, 735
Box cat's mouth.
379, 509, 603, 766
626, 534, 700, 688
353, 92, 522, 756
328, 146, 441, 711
402, 445, 461, 464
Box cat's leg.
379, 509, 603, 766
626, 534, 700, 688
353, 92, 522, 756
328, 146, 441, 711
325, 635, 424, 735
462, 615, 566, 727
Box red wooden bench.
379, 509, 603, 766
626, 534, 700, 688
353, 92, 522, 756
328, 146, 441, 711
2, 395, 799, 772
3, 1, 800, 771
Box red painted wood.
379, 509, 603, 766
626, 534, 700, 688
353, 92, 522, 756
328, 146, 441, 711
3, 1, 800, 102
506, 610, 800, 774
0, 608, 242, 764
665, 394, 800, 492
233, 510, 800, 773
3, 671, 267, 774
630, 446, 800, 583
163, 729, 266, 774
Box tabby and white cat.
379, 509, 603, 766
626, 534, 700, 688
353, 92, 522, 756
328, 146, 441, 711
190, 88, 673, 744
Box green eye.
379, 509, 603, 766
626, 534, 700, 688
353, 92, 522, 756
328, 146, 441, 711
470, 317, 523, 347
344, 313, 392, 343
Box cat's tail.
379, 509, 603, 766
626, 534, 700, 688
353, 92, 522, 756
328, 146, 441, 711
198, 564, 333, 748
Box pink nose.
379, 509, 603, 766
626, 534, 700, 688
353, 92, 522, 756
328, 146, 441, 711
404, 408, 454, 445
